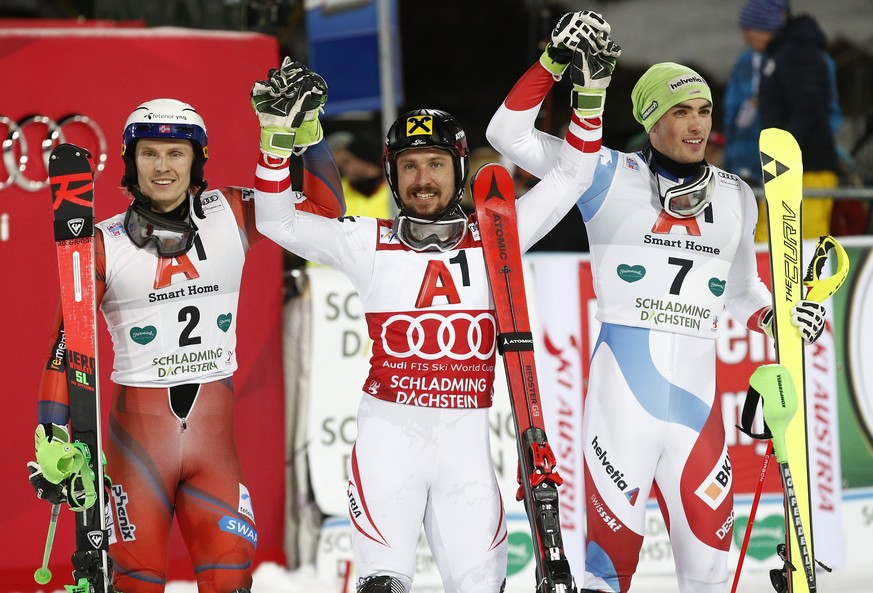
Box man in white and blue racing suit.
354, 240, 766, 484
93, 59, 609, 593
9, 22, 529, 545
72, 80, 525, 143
487, 11, 828, 593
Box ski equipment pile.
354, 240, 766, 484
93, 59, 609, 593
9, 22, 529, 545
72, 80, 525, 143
473, 162, 576, 593
48, 143, 113, 593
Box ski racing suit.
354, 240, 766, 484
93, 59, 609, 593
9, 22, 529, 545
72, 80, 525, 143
37, 141, 344, 593
253, 116, 602, 593
487, 62, 772, 593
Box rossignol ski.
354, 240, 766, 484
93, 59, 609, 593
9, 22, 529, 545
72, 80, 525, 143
473, 163, 576, 593
48, 143, 113, 593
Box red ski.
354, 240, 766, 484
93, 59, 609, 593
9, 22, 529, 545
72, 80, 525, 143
49, 143, 113, 593
473, 163, 576, 593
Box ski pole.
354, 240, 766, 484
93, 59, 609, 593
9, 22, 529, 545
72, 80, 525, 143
34, 503, 61, 585
753, 364, 816, 592
730, 443, 773, 593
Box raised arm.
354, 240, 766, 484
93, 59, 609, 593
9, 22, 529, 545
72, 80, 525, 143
490, 11, 620, 250
487, 10, 616, 178
243, 58, 345, 245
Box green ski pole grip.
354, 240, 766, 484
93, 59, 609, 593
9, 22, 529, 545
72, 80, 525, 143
749, 364, 798, 463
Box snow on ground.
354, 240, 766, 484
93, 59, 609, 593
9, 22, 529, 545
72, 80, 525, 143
161, 560, 873, 593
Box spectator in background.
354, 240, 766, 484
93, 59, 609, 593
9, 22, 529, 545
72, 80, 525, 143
331, 131, 393, 218
729, 0, 842, 241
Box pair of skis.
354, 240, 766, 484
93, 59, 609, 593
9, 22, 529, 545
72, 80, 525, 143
472, 164, 576, 593
38, 144, 113, 593
736, 129, 849, 593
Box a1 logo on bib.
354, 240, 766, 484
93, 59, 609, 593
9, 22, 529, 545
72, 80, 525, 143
617, 264, 646, 283
708, 278, 726, 296
130, 325, 157, 345
217, 313, 233, 332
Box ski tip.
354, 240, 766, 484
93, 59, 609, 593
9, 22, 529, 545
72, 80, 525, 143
50, 143, 94, 162
758, 129, 801, 168
471, 163, 515, 208
759, 128, 799, 148
49, 143, 96, 180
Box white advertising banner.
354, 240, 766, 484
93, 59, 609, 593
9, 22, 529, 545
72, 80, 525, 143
527, 255, 587, 574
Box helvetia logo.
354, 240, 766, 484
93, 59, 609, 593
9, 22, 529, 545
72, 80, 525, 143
591, 435, 631, 494
668, 74, 705, 91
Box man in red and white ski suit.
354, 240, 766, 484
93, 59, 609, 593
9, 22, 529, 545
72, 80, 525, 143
487, 11, 829, 593
32, 64, 344, 593
253, 41, 612, 591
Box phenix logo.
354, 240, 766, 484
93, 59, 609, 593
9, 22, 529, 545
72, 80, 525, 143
111, 484, 137, 542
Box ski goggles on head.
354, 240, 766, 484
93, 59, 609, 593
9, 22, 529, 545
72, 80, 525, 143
124, 203, 197, 257
394, 212, 468, 253
657, 164, 715, 219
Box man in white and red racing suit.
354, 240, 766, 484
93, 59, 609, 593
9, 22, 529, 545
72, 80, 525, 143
254, 94, 604, 591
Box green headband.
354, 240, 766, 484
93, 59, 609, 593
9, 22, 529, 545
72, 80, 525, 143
631, 62, 713, 132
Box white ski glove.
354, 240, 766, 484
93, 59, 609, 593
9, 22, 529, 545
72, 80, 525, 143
569, 33, 621, 119
757, 300, 827, 345
791, 300, 826, 344
540, 10, 612, 78
252, 57, 328, 158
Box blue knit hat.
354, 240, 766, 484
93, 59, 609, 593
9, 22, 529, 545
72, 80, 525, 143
739, 0, 789, 32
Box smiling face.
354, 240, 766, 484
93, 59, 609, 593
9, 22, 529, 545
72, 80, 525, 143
395, 147, 457, 218
649, 98, 713, 164
135, 138, 195, 212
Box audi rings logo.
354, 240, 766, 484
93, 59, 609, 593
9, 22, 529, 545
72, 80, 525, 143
1, 113, 108, 192
380, 312, 496, 360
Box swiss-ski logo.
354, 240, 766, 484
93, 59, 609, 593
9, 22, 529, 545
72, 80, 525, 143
87, 530, 104, 549
67, 218, 85, 236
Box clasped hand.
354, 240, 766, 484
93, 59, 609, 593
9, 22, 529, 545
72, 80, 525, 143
252, 57, 328, 157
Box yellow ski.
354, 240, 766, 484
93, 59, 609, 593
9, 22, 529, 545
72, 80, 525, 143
759, 128, 814, 592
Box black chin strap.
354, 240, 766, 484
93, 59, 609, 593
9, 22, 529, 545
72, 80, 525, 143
644, 142, 706, 179
126, 182, 208, 220
191, 181, 208, 219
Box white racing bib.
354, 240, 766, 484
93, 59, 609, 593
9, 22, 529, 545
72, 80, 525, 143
98, 190, 245, 386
